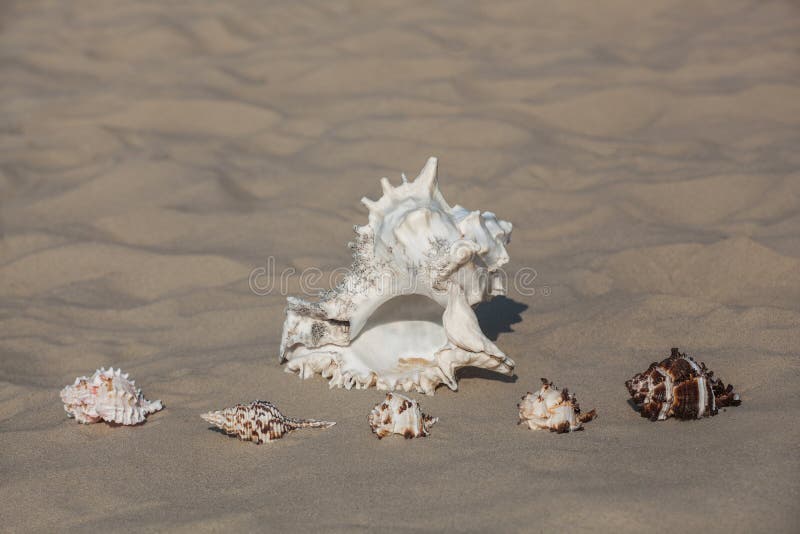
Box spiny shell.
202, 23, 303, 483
201, 400, 335, 444
280, 157, 514, 395
518, 378, 596, 433
368, 392, 437, 439
60, 367, 163, 425
626, 347, 741, 421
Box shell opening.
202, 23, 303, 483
338, 295, 446, 377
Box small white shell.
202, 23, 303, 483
60, 367, 163, 425
368, 392, 437, 439
518, 378, 596, 433
201, 400, 335, 444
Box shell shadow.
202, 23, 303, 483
456, 366, 517, 384
474, 295, 528, 341
206, 426, 230, 437
626, 398, 642, 414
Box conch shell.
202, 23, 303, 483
626, 347, 741, 421
280, 157, 514, 395
368, 392, 437, 439
60, 367, 163, 425
201, 400, 335, 444
518, 378, 596, 433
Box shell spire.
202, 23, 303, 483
201, 400, 335, 444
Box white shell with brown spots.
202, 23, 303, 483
368, 392, 437, 439
518, 379, 596, 433
201, 400, 335, 444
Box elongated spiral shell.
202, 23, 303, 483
201, 400, 335, 444
368, 392, 438, 439
518, 378, 596, 433
60, 367, 163, 425
625, 347, 741, 421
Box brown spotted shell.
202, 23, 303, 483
625, 348, 741, 421
201, 400, 335, 444
368, 392, 437, 439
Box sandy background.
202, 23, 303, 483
1, 0, 799, 532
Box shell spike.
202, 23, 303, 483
380, 177, 394, 196
413, 156, 438, 195
361, 196, 380, 213
400, 172, 408, 183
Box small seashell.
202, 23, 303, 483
60, 367, 163, 425
626, 347, 741, 421
518, 378, 596, 433
368, 392, 438, 439
201, 400, 335, 444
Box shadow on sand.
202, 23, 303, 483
474, 295, 528, 341
455, 296, 529, 385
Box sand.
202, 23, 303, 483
1, 0, 799, 531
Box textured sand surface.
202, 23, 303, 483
1, 1, 799, 532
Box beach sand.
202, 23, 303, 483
1, 1, 799, 531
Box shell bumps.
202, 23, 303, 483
626, 348, 741, 421
201, 400, 335, 444
60, 367, 163, 425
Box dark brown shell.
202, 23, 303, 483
625, 348, 741, 421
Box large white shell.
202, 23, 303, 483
518, 379, 596, 433
280, 157, 515, 395
201, 400, 335, 444
60, 367, 163, 425
368, 392, 437, 439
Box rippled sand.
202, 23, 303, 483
1, 1, 799, 531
